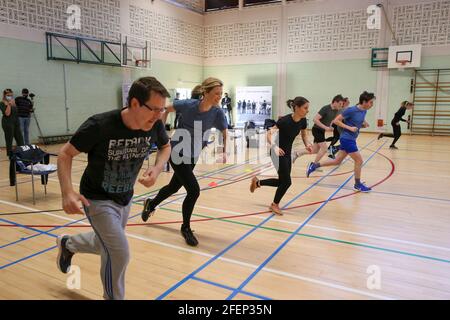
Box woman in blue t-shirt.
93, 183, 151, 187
141, 77, 228, 246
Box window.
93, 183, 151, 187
205, 0, 239, 12
244, 0, 281, 7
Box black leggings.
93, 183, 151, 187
259, 152, 292, 204
151, 158, 199, 228
328, 124, 340, 147
174, 112, 181, 129
2, 121, 24, 157
384, 121, 401, 145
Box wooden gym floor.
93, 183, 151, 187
0, 133, 449, 300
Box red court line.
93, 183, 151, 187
0, 162, 273, 227
0, 149, 395, 228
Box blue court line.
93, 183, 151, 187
225, 142, 386, 300
390, 157, 450, 164
0, 159, 268, 270
155, 214, 275, 300
315, 182, 450, 203
0, 245, 57, 270
393, 148, 450, 154
0, 218, 58, 238
126, 161, 270, 221
154, 138, 377, 300
0, 215, 90, 250
132, 157, 260, 202
193, 169, 237, 177
191, 276, 272, 300
0, 158, 257, 251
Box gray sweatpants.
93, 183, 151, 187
66, 199, 131, 300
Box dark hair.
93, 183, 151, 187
359, 91, 375, 104
22, 88, 29, 94
401, 100, 413, 107
332, 94, 344, 103
127, 77, 170, 107
286, 96, 309, 110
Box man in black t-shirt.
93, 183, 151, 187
56, 77, 171, 300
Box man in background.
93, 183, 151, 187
221, 92, 232, 126
15, 88, 34, 145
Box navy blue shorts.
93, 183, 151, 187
339, 138, 358, 154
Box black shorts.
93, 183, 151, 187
312, 127, 326, 143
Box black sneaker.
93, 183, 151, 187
378, 133, 384, 140
56, 235, 74, 274
389, 145, 398, 149
142, 198, 156, 222
181, 226, 198, 247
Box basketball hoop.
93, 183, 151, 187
397, 60, 408, 72
134, 59, 150, 68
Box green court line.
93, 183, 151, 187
133, 163, 235, 201
137, 205, 450, 265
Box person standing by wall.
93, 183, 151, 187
173, 92, 181, 129
15, 88, 34, 145
1, 89, 24, 157
221, 92, 232, 126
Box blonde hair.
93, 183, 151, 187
201, 77, 223, 94
191, 85, 203, 99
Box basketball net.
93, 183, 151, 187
398, 60, 408, 72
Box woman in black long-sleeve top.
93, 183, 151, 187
249, 97, 312, 215
378, 101, 414, 149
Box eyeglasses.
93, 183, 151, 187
142, 103, 167, 114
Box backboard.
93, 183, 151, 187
120, 34, 151, 69
388, 44, 422, 70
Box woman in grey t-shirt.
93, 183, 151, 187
142, 77, 228, 247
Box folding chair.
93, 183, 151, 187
10, 145, 57, 205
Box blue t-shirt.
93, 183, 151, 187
171, 99, 227, 159
340, 105, 367, 141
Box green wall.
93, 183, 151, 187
205, 60, 378, 129
1, 35, 449, 148
207, 57, 450, 133
0, 37, 202, 147
286, 59, 378, 128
